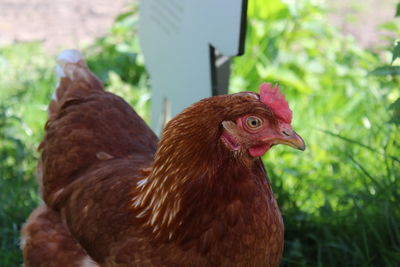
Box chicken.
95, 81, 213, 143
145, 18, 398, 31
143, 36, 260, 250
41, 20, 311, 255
20, 205, 94, 267
21, 50, 305, 267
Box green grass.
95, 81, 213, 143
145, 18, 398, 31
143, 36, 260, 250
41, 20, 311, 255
231, 0, 400, 265
0, 1, 399, 266
0, 43, 52, 265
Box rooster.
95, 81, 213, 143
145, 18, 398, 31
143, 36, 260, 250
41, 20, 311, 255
21, 50, 305, 267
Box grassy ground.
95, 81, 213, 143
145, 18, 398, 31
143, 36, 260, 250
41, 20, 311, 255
1, 1, 399, 266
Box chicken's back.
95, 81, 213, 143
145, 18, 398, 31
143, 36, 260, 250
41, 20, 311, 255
39, 50, 158, 208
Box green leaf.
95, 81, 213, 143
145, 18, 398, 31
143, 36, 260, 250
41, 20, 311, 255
369, 66, 400, 76
392, 41, 400, 63
396, 2, 400, 17
389, 97, 400, 125
115, 9, 136, 22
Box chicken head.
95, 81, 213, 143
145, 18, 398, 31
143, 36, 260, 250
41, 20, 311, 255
221, 83, 305, 157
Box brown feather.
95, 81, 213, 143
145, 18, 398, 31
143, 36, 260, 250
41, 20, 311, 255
21, 205, 98, 267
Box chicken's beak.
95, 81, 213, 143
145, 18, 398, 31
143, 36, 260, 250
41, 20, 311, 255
272, 131, 306, 151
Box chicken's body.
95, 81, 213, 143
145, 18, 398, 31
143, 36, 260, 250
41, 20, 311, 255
22, 50, 304, 266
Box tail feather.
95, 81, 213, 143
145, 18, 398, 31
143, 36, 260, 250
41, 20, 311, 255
49, 50, 103, 116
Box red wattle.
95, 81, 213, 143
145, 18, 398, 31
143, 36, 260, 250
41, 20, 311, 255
248, 144, 271, 157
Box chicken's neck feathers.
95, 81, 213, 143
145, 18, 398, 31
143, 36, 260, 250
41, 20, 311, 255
131, 147, 273, 244
130, 95, 277, 244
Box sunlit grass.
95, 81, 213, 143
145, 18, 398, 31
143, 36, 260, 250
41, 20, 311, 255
231, 0, 399, 265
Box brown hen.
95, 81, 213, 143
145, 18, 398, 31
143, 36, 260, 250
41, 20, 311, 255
21, 50, 305, 267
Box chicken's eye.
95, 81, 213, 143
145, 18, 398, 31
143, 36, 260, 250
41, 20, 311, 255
245, 116, 263, 130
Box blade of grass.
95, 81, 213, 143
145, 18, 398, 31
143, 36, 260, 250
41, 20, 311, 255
318, 128, 400, 164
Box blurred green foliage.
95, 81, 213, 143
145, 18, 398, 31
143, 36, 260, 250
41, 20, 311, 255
0, 0, 399, 266
231, 0, 400, 265
0, 44, 52, 265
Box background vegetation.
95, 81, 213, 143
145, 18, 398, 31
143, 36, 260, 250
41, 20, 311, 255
0, 0, 399, 266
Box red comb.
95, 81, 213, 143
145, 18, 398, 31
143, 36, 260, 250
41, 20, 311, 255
259, 83, 292, 123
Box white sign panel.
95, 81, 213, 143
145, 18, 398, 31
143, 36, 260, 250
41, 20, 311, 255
139, 0, 247, 134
